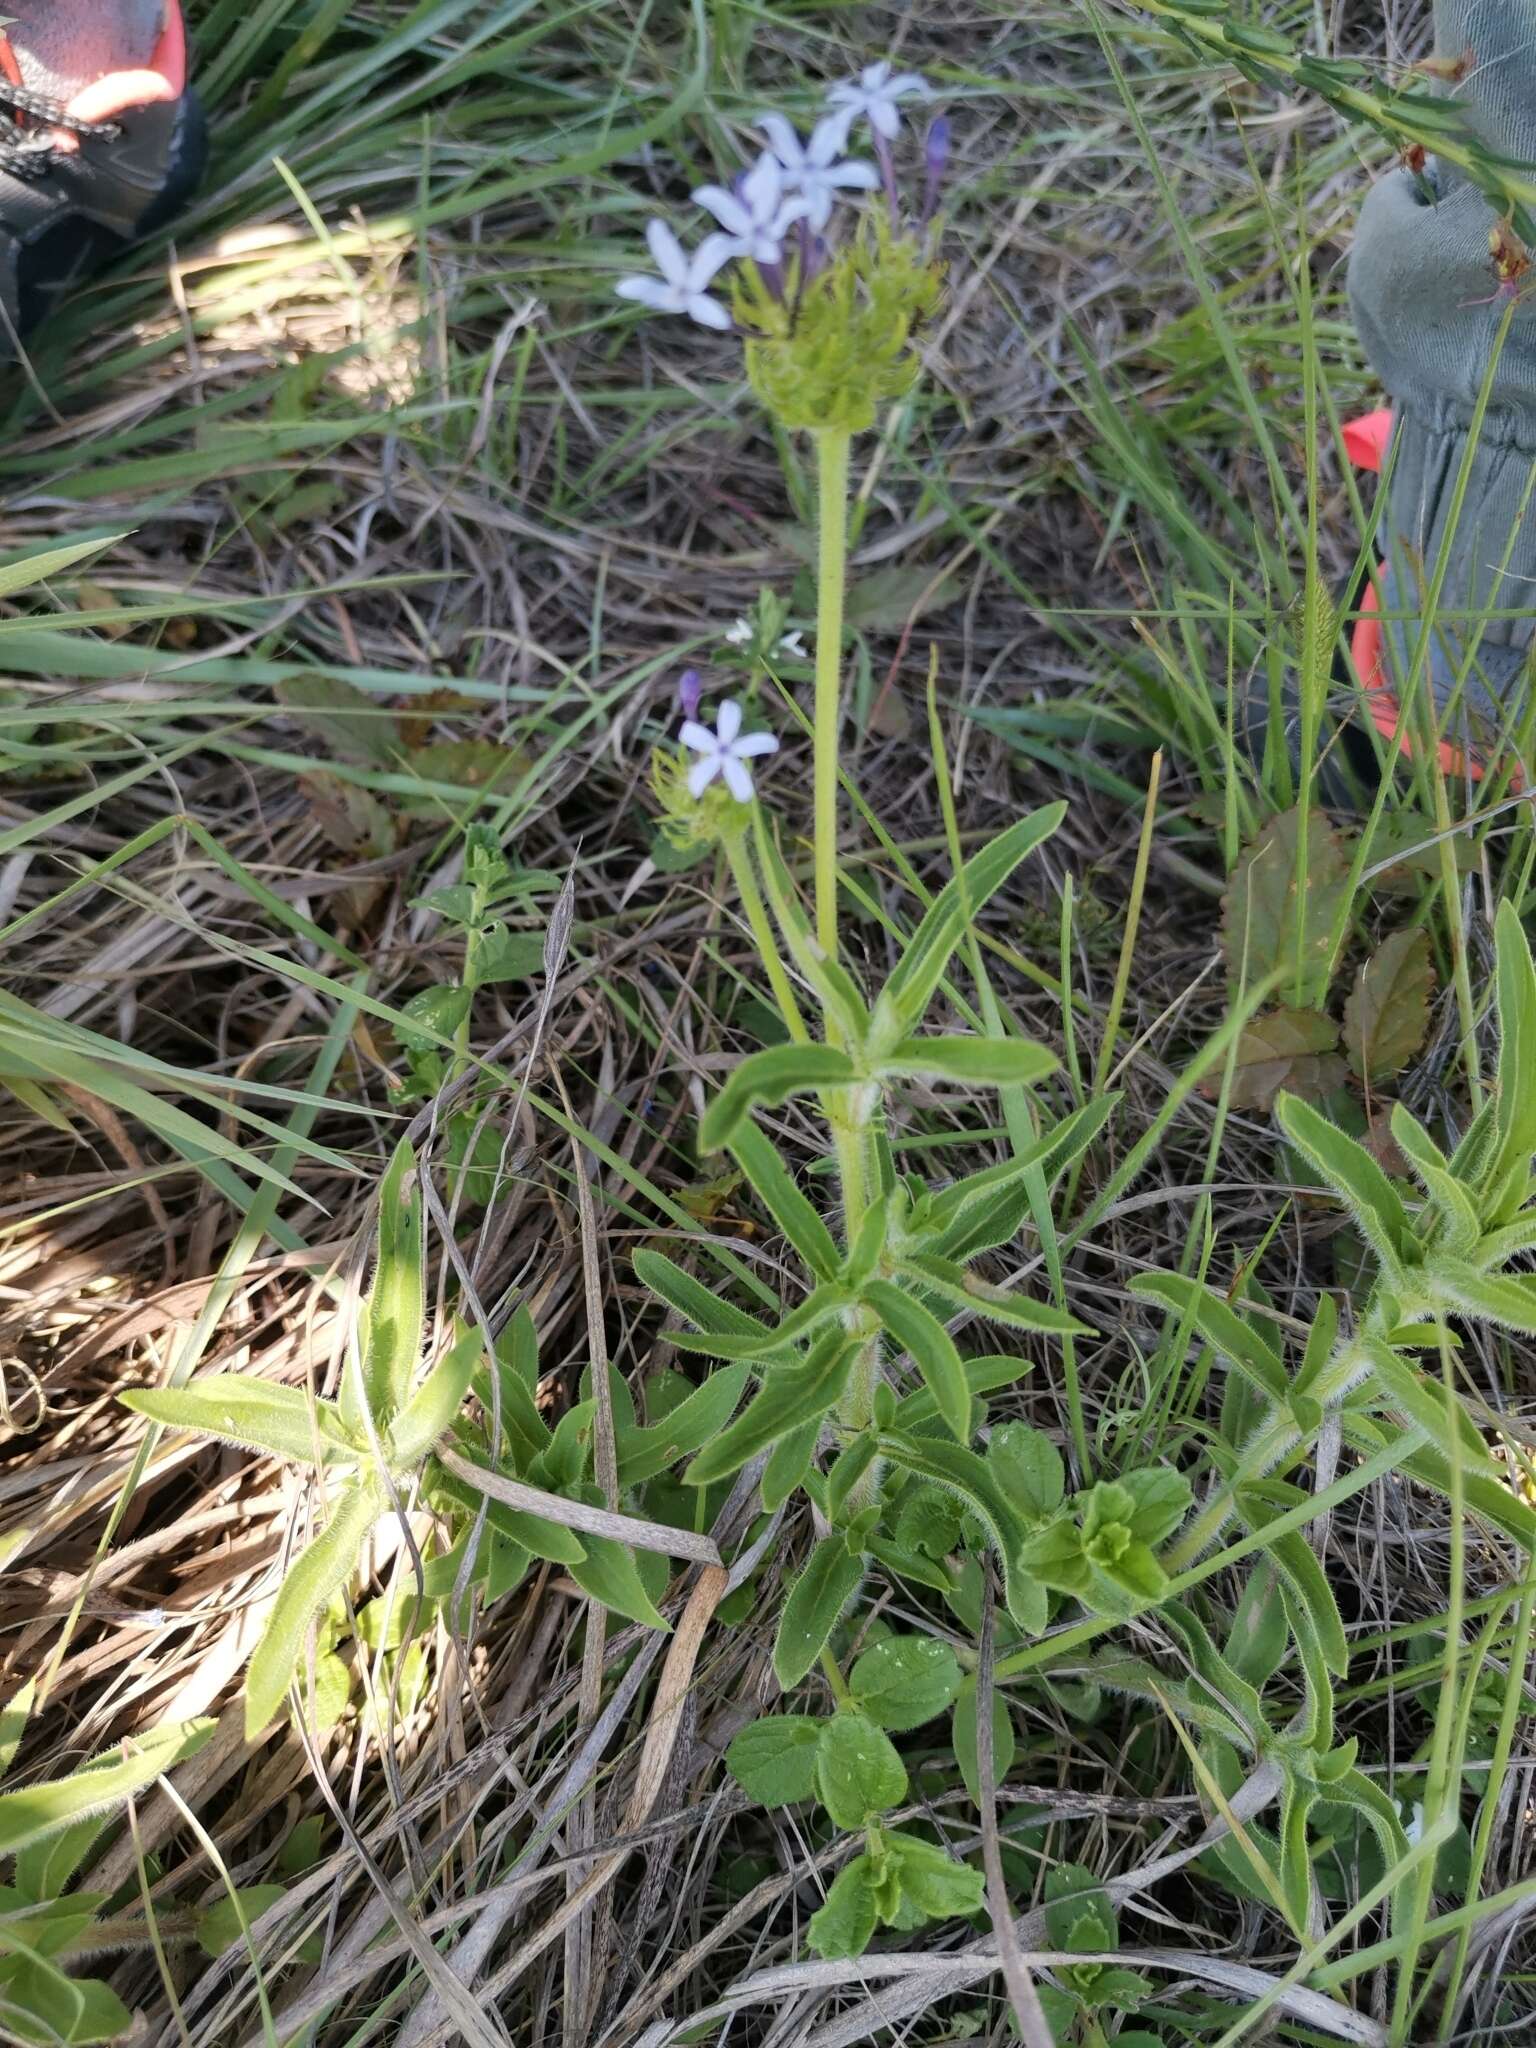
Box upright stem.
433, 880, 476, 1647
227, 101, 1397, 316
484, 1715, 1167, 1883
814, 427, 852, 964
722, 827, 808, 1044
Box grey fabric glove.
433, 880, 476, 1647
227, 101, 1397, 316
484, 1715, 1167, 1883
1348, 0, 1536, 737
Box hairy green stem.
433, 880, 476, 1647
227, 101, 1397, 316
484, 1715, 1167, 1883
813, 427, 852, 963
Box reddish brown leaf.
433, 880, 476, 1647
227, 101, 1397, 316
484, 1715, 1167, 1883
1360, 1106, 1410, 1178
1219, 1006, 1347, 1111
1222, 807, 1349, 1008
1343, 928, 1434, 1083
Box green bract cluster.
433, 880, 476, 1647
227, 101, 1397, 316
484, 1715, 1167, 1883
736, 220, 943, 434
649, 737, 750, 854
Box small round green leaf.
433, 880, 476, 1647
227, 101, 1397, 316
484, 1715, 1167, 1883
849, 1636, 963, 1731
807, 1853, 878, 1960
816, 1710, 908, 1829
724, 1716, 822, 1808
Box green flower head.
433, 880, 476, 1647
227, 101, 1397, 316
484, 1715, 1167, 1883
736, 216, 943, 434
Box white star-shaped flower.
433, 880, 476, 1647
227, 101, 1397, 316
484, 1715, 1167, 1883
616, 220, 737, 330
724, 617, 754, 646
692, 151, 810, 265
825, 60, 931, 144
680, 699, 779, 803
756, 112, 880, 232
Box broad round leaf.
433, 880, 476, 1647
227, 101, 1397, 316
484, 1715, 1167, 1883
849, 1636, 963, 1731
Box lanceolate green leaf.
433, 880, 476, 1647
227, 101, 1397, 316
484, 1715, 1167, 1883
725, 1120, 840, 1281
927, 1095, 1117, 1243
876, 804, 1066, 1034
633, 1249, 780, 1348
568, 1533, 670, 1631
1276, 1093, 1411, 1275
773, 1536, 864, 1689
0, 534, 131, 599
875, 1035, 1058, 1089
120, 1378, 355, 1467
1484, 899, 1536, 1217
897, 1256, 1092, 1338
363, 1138, 426, 1420
616, 1363, 751, 1485
1433, 1259, 1536, 1335
388, 1324, 483, 1466
1263, 1530, 1348, 1679
890, 1353, 1034, 1432
1131, 1272, 1288, 1404
1362, 1337, 1494, 1467
0, 1680, 34, 1784
699, 1044, 860, 1151
686, 1332, 856, 1487
0, 1721, 213, 1859
761, 1417, 819, 1511
245, 1480, 381, 1737
863, 1280, 971, 1443
1390, 1106, 1480, 1257
428, 1465, 587, 1565
668, 1283, 850, 1362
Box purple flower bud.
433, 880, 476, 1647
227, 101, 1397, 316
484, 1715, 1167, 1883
921, 115, 950, 227
925, 115, 951, 184
677, 667, 702, 720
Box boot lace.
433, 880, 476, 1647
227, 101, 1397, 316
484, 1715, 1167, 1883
0, 80, 120, 181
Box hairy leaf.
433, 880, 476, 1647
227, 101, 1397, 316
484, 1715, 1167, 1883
120, 1377, 354, 1467
725, 1121, 840, 1280
687, 1332, 855, 1487
807, 1853, 878, 1960
864, 1280, 971, 1443
725, 1716, 821, 1806
849, 1636, 963, 1730
987, 1421, 1065, 1519
245, 1482, 381, 1737
0, 1721, 212, 1859
699, 1044, 860, 1152
388, 1324, 482, 1467
1277, 1093, 1412, 1275
816, 1710, 907, 1828
876, 1035, 1057, 1090
877, 804, 1066, 1035
773, 1536, 863, 1690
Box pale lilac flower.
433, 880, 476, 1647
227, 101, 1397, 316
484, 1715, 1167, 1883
756, 112, 880, 232
616, 220, 737, 330
677, 668, 703, 720
825, 61, 931, 144
693, 150, 809, 265
680, 699, 779, 802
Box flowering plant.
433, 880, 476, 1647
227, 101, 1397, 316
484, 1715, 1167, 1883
601, 49, 1536, 1985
